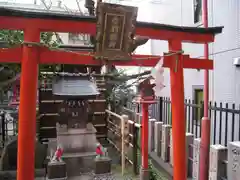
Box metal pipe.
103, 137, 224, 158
140, 102, 149, 180
199, 0, 211, 179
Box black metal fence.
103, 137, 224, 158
0, 108, 18, 148
127, 97, 240, 146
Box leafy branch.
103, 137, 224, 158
0, 30, 62, 95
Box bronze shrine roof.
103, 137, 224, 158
52, 73, 100, 97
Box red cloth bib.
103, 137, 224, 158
96, 146, 103, 155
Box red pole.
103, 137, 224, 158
17, 28, 39, 180
169, 40, 187, 180
199, 0, 210, 179
203, 0, 209, 118
141, 103, 149, 168
140, 102, 149, 179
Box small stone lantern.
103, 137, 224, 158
134, 77, 156, 180
137, 77, 156, 101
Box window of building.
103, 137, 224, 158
194, 88, 203, 122
193, 0, 202, 24
68, 33, 90, 45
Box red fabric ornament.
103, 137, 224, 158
56, 148, 63, 159
96, 146, 103, 155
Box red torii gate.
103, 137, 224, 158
0, 7, 222, 180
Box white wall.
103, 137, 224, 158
208, 0, 240, 104
117, 0, 153, 90
147, 0, 204, 99
147, 0, 240, 104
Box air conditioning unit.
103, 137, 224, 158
233, 57, 240, 67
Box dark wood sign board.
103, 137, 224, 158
58, 99, 88, 128
95, 2, 138, 61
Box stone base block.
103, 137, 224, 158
228, 141, 240, 180
47, 161, 67, 179
57, 127, 97, 153
94, 157, 112, 174
140, 168, 150, 180
62, 152, 96, 177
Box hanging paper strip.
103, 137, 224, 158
151, 57, 165, 96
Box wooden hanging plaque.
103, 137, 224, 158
95, 2, 138, 61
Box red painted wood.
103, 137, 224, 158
199, 0, 211, 179
182, 58, 213, 69
17, 28, 39, 180
39, 49, 161, 66
169, 40, 186, 180
141, 103, 149, 169
0, 47, 213, 69
0, 16, 215, 43
0, 46, 22, 63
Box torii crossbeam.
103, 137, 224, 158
0, 7, 223, 180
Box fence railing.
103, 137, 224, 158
127, 97, 240, 146
122, 106, 240, 180
105, 109, 141, 175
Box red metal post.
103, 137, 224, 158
17, 28, 39, 180
140, 102, 149, 179
203, 0, 209, 118
199, 0, 211, 179
169, 40, 187, 180
141, 103, 149, 169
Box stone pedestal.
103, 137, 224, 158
228, 141, 240, 180
209, 144, 227, 180
56, 124, 97, 153
161, 124, 171, 162
140, 167, 149, 180
62, 152, 96, 176
47, 161, 67, 180
192, 138, 201, 180
154, 121, 163, 156
56, 123, 97, 176
94, 157, 112, 174
186, 133, 194, 177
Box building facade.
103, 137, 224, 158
147, 0, 240, 105
0, 1, 91, 47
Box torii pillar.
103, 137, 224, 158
137, 40, 213, 180
17, 28, 39, 180
168, 40, 186, 180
